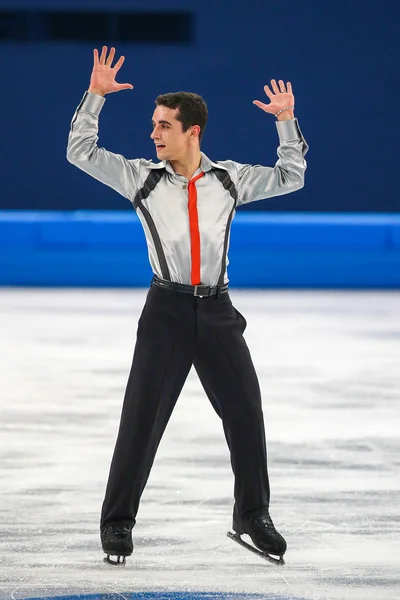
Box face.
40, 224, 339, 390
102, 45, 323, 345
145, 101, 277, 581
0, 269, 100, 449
150, 105, 200, 161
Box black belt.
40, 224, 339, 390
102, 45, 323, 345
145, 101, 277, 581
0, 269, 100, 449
151, 275, 229, 297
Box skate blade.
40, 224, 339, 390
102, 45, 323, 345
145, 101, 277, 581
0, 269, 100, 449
103, 554, 127, 567
227, 531, 285, 565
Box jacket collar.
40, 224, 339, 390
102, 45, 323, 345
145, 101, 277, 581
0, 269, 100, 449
199, 152, 230, 172
148, 152, 229, 174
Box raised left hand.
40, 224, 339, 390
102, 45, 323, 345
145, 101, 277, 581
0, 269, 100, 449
253, 79, 294, 117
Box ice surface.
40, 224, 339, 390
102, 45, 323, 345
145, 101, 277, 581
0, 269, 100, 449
0, 289, 399, 600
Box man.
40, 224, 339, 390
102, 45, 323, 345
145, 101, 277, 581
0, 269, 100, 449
67, 46, 308, 565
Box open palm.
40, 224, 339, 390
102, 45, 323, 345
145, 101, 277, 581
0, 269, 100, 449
253, 79, 294, 115
89, 46, 134, 96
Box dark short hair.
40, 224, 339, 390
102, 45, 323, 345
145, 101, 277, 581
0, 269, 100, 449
155, 92, 208, 143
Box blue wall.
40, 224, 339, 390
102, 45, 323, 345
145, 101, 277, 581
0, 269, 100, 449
1, 0, 399, 212
2, 212, 400, 288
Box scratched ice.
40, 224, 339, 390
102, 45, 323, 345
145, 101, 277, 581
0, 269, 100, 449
0, 289, 399, 600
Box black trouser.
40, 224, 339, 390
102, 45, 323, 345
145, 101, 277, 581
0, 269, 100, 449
100, 284, 270, 528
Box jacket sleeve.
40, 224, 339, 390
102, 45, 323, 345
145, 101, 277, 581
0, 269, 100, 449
235, 118, 309, 206
66, 91, 144, 202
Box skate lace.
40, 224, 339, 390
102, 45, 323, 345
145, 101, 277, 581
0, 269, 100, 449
254, 514, 277, 533
107, 525, 131, 538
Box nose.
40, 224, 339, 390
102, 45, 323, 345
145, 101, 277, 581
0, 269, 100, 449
150, 126, 159, 140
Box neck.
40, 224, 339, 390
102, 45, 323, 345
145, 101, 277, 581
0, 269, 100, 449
170, 149, 202, 180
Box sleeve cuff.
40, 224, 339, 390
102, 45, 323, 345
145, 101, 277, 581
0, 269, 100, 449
78, 91, 106, 116
275, 118, 302, 143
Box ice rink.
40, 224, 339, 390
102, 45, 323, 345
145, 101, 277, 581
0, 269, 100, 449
1, 288, 399, 600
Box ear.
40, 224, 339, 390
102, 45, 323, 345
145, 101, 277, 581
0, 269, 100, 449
190, 125, 201, 139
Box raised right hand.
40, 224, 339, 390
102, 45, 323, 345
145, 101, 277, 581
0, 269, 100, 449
88, 46, 134, 96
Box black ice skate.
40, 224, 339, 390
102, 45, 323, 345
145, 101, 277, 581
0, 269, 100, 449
227, 507, 286, 565
101, 523, 133, 566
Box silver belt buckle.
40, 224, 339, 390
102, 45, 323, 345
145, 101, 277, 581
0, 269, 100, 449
194, 284, 206, 297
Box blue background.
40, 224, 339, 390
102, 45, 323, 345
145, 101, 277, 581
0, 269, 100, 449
1, 0, 399, 288
1, 0, 398, 212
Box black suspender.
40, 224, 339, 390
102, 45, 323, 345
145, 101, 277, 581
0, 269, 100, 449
133, 169, 171, 281
212, 168, 238, 287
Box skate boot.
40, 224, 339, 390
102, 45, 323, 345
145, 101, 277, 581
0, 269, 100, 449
228, 506, 286, 565
101, 523, 133, 566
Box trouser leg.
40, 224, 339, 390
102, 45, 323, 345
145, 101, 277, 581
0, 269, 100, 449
193, 293, 270, 517
101, 285, 195, 528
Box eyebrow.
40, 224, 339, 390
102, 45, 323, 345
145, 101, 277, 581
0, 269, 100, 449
152, 119, 173, 126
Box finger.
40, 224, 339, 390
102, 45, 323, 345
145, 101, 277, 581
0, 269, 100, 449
253, 100, 270, 111
113, 55, 125, 73
106, 47, 116, 67
263, 85, 274, 100
99, 46, 107, 65
278, 79, 286, 93
117, 83, 134, 91
93, 48, 99, 66
287, 81, 293, 94
270, 79, 280, 95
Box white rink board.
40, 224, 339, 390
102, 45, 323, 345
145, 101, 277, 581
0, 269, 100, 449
0, 289, 399, 600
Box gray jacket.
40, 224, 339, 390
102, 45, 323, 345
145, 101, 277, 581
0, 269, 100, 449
67, 91, 309, 286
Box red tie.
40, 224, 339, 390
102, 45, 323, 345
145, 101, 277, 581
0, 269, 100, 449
187, 171, 204, 285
